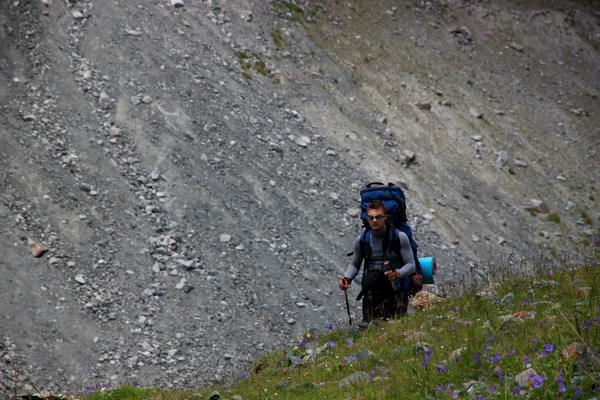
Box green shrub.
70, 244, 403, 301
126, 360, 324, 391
546, 212, 561, 224
271, 29, 284, 47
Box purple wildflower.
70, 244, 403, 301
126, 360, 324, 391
435, 365, 447, 373
347, 338, 353, 345
533, 337, 538, 344
482, 343, 490, 357
327, 323, 333, 330
524, 356, 530, 366
576, 386, 583, 396
539, 322, 546, 328
299, 341, 305, 349
548, 269, 553, 277
473, 353, 480, 364
86, 387, 92, 393
493, 298, 499, 304
580, 320, 591, 330
522, 299, 531, 306
490, 384, 497, 393
454, 357, 460, 363
513, 385, 522, 395
370, 369, 376, 376
487, 335, 495, 341
133, 381, 139, 387
487, 353, 501, 363
557, 372, 566, 393
241, 373, 248, 380
529, 372, 547, 388
594, 317, 600, 325
543, 343, 554, 356
327, 340, 335, 347
452, 391, 458, 399
506, 348, 516, 356
452, 306, 459, 312
495, 367, 502, 377
434, 385, 443, 393
426, 348, 433, 355
423, 354, 430, 364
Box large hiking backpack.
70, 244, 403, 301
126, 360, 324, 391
359, 182, 422, 281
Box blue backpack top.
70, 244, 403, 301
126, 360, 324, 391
359, 182, 421, 275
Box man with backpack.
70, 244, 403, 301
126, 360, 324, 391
338, 199, 416, 322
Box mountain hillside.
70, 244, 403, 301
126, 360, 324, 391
0, 0, 599, 395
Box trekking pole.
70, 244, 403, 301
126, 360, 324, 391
341, 276, 352, 325
384, 261, 397, 291
344, 289, 352, 326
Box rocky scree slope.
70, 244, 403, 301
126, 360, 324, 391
0, 0, 599, 396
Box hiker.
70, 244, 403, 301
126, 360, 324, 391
338, 199, 416, 322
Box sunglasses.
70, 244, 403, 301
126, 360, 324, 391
366, 214, 386, 221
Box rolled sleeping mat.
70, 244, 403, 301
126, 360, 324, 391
418, 257, 437, 284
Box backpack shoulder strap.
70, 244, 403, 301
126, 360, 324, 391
360, 230, 371, 273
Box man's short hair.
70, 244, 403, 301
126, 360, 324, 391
366, 199, 386, 213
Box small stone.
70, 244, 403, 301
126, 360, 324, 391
131, 96, 141, 105
209, 391, 221, 400
175, 279, 186, 290
469, 107, 484, 118
126, 29, 142, 36
497, 237, 507, 245
557, 175, 567, 181
416, 102, 431, 111
329, 192, 339, 201
74, 275, 86, 285
470, 135, 483, 142
22, 114, 37, 121
151, 170, 160, 180
177, 259, 194, 268
339, 371, 370, 388
171, 0, 184, 7
471, 235, 479, 243
286, 318, 296, 325
224, 353, 233, 360
295, 302, 306, 308
346, 208, 360, 218
142, 95, 153, 104
72, 11, 84, 19
295, 137, 308, 147
28, 238, 48, 258
514, 159, 527, 167
509, 43, 524, 52
235, 244, 245, 251
183, 284, 194, 293
403, 150, 416, 162
515, 368, 537, 388
219, 234, 232, 243
496, 150, 509, 169
422, 214, 434, 221
48, 257, 61, 265
325, 149, 337, 156
156, 192, 166, 197
152, 263, 161, 273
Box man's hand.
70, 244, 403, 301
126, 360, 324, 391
339, 276, 349, 291
384, 270, 400, 281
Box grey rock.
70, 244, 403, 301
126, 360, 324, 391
219, 234, 232, 243
342, 349, 371, 364
515, 368, 537, 387
209, 391, 221, 400
339, 371, 370, 388
74, 275, 86, 285
346, 208, 360, 217
496, 150, 509, 169
500, 292, 514, 305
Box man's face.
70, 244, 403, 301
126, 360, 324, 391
366, 208, 386, 231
